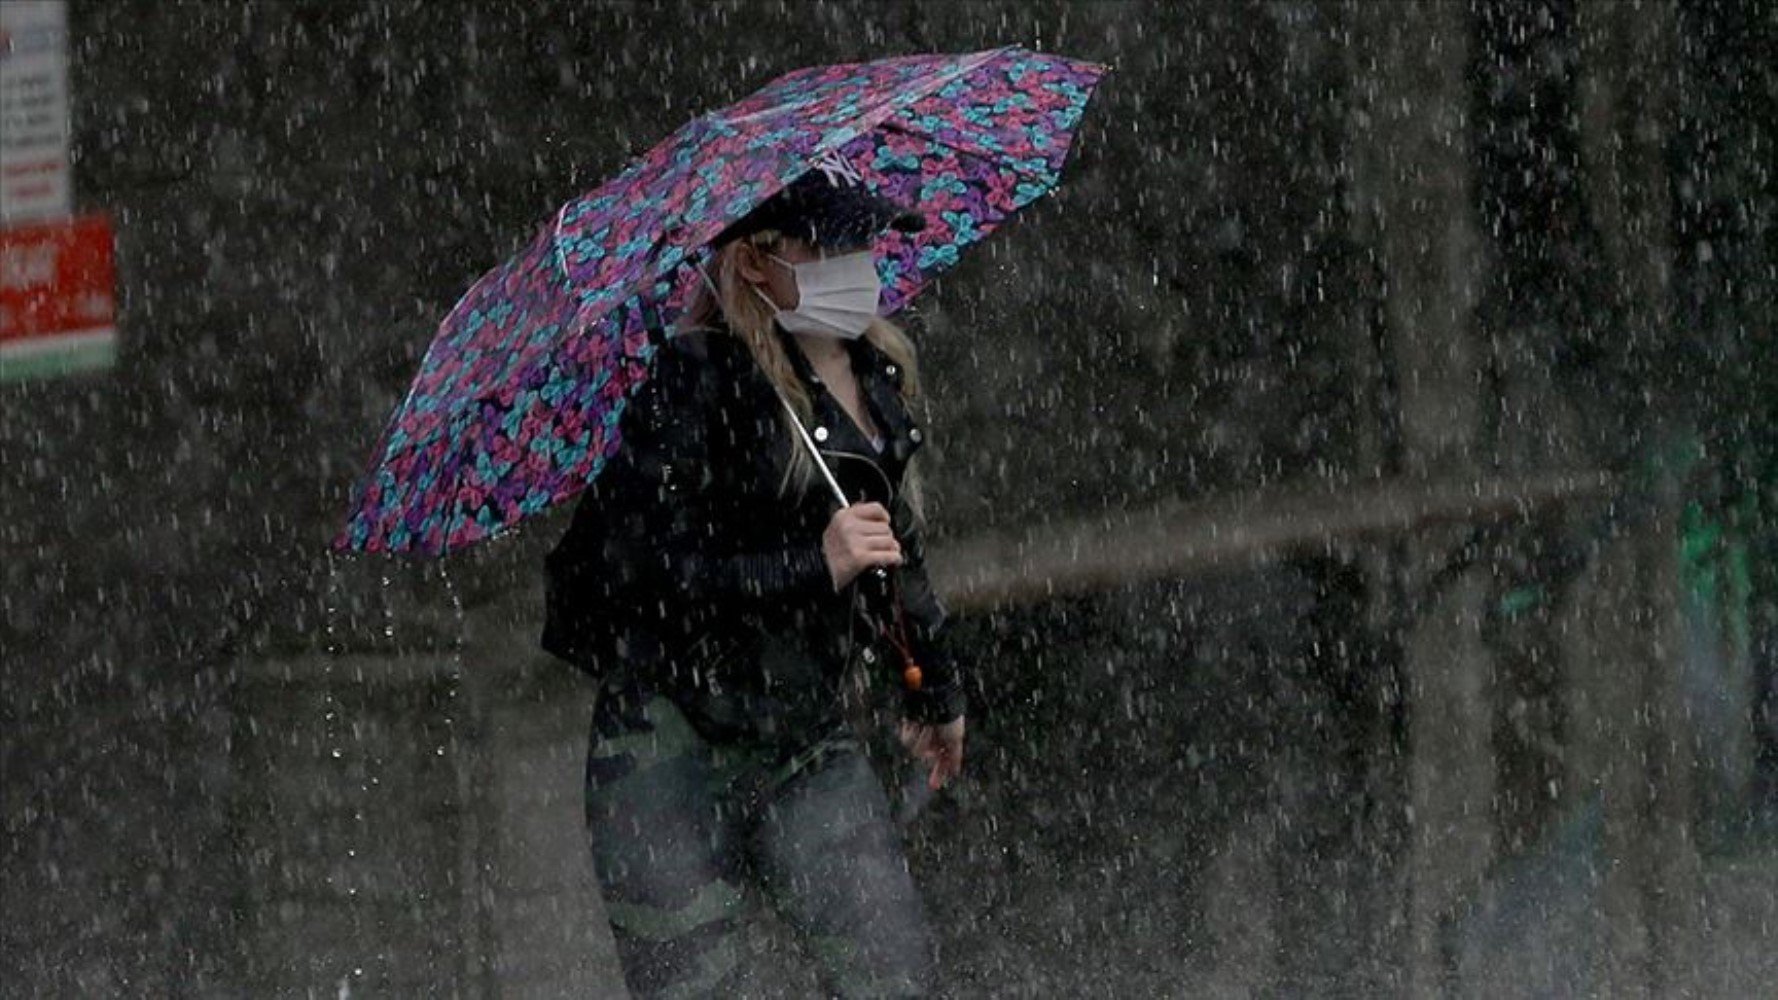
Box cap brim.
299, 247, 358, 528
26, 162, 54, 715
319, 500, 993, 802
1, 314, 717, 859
808, 201, 924, 249
844, 198, 923, 241
709, 182, 924, 249
886, 207, 926, 234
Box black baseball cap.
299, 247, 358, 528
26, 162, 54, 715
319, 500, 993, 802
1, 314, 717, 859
713, 151, 924, 249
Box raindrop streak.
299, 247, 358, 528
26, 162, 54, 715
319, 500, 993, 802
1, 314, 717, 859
322, 558, 361, 983
324, 555, 371, 987
379, 572, 395, 640
439, 561, 494, 991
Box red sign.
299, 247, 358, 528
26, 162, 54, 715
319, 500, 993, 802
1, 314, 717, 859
0, 212, 112, 337
0, 212, 114, 379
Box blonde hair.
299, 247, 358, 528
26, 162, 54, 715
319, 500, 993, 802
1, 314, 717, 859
677, 229, 928, 525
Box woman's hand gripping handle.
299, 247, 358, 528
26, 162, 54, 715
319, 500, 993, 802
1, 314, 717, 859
821, 501, 903, 592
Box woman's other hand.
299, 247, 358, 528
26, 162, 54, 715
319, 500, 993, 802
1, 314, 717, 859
899, 717, 966, 791
822, 502, 903, 591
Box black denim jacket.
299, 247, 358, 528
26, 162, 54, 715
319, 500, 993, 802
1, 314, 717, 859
541, 321, 965, 728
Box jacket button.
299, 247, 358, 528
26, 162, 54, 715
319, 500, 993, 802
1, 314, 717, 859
861, 647, 877, 664
908, 428, 922, 442
885, 364, 898, 376
814, 426, 829, 442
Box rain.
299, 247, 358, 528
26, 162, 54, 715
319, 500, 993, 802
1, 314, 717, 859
2, 1, 1773, 996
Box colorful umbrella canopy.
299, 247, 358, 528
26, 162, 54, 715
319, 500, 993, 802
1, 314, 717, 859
337, 44, 1107, 555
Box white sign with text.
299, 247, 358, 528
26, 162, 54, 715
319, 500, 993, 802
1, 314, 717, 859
1, 1, 72, 225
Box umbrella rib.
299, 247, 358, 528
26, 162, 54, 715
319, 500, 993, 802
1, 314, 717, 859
550, 202, 577, 288
722, 46, 1011, 127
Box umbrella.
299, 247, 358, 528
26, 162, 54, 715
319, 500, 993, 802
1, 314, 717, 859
336, 44, 1107, 555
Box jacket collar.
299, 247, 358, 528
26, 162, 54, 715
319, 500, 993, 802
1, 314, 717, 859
771, 324, 922, 475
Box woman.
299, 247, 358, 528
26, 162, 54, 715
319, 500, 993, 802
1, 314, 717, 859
542, 153, 967, 998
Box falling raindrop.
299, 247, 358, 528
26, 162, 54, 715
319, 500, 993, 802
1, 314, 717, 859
378, 572, 395, 640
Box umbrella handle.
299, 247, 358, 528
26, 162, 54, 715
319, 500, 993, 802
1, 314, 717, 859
777, 392, 850, 509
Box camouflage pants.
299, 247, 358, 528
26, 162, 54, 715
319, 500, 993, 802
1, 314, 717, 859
585, 684, 934, 998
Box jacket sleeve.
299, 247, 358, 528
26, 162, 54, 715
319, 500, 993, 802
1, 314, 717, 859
893, 497, 967, 724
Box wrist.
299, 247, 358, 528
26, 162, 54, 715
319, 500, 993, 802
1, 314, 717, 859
903, 681, 966, 725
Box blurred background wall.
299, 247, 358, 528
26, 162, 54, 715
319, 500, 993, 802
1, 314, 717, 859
2, 1, 1772, 995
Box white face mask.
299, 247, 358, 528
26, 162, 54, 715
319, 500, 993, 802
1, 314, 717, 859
751, 250, 882, 340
